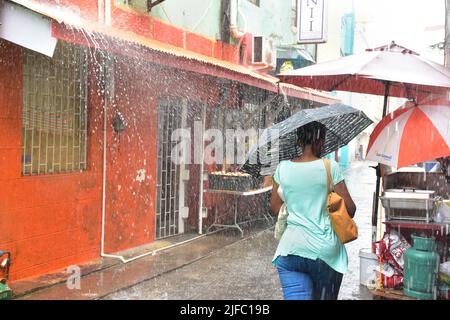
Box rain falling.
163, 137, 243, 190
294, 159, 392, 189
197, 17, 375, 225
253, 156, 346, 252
0, 0, 449, 311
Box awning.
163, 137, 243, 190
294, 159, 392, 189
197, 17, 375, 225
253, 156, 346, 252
8, 0, 339, 105
0, 0, 57, 56
277, 46, 316, 63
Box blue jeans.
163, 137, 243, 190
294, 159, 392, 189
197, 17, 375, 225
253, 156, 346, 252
275, 255, 343, 300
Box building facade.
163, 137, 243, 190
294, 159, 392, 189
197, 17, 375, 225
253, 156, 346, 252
0, 0, 338, 283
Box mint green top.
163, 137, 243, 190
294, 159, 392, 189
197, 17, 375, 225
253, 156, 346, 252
272, 159, 348, 274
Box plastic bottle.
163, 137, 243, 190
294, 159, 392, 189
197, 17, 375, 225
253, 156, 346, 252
435, 210, 444, 223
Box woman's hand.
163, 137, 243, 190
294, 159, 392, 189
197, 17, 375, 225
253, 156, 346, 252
333, 181, 356, 218
271, 180, 283, 216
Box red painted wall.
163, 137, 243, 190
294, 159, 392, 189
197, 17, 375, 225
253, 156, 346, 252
42, 0, 240, 64
0, 35, 234, 281
103, 58, 159, 253
0, 0, 259, 282
0, 39, 104, 281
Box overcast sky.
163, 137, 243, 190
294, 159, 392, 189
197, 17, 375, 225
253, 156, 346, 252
350, 0, 445, 62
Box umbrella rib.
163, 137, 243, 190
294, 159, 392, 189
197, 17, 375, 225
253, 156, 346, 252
328, 52, 380, 91
418, 55, 450, 81
322, 123, 344, 146
240, 105, 373, 176
330, 74, 355, 91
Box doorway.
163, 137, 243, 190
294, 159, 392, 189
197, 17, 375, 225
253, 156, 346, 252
155, 98, 189, 239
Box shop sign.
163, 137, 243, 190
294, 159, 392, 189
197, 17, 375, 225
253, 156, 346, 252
297, 0, 328, 44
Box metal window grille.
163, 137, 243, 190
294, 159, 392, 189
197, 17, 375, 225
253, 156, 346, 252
22, 42, 88, 175
210, 93, 265, 168
155, 99, 181, 239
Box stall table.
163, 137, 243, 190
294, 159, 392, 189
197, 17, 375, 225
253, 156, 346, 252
384, 220, 450, 234
205, 186, 273, 237
384, 220, 450, 261
369, 288, 417, 300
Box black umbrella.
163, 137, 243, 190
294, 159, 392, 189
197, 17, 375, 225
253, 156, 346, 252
240, 103, 373, 177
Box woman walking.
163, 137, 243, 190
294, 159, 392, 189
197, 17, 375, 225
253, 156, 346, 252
271, 121, 356, 300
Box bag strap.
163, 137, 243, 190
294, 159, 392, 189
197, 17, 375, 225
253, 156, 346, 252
278, 161, 282, 186
323, 158, 332, 195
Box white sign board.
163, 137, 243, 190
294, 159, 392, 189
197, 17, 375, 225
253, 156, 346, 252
298, 0, 328, 43
0, 0, 57, 57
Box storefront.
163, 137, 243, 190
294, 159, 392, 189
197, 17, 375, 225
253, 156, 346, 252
364, 160, 450, 300
0, 1, 339, 282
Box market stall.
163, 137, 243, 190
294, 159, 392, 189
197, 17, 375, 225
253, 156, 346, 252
360, 96, 450, 300
205, 172, 273, 237
364, 161, 450, 300
275, 41, 450, 301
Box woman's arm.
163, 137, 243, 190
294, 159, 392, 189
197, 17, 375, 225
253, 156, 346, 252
333, 181, 356, 218
271, 181, 283, 216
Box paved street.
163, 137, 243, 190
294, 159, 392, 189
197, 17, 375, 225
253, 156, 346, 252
103, 160, 376, 300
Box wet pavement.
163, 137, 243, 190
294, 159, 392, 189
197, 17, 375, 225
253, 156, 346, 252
16, 160, 376, 300
102, 160, 376, 300
337, 160, 376, 300
15, 228, 269, 300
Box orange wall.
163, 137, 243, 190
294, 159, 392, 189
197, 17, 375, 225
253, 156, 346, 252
0, 0, 252, 282
0, 36, 236, 281
103, 59, 158, 253
40, 0, 240, 63
0, 39, 104, 281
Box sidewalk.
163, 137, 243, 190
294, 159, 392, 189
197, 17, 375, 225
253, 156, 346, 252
103, 227, 283, 300
12, 222, 271, 300
12, 160, 376, 300
101, 161, 375, 300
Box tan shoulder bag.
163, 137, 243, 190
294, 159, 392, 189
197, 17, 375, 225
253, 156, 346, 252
323, 159, 358, 244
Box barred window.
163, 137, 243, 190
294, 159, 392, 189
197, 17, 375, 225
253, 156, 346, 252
22, 42, 88, 175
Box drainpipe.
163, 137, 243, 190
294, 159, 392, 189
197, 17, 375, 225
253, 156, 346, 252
98, 0, 105, 23
99, 58, 207, 264
198, 103, 206, 235
230, 0, 251, 64
98, 0, 111, 25
105, 0, 111, 26
99, 68, 127, 262
230, 0, 246, 40
99, 94, 207, 263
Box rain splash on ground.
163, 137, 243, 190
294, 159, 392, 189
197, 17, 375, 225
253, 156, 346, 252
103, 160, 376, 300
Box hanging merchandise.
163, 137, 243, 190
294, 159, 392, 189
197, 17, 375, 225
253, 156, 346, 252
373, 231, 411, 276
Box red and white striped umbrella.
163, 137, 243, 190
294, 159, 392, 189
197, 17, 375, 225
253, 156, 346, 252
366, 100, 450, 168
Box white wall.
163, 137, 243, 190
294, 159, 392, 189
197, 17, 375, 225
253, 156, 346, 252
315, 0, 353, 63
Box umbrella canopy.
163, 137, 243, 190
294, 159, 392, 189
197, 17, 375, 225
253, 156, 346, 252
240, 103, 373, 176
278, 41, 450, 101
277, 41, 450, 246
366, 100, 450, 168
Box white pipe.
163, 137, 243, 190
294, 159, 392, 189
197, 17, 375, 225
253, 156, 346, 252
230, 0, 246, 39
230, 0, 239, 28
99, 60, 207, 263
98, 0, 105, 23
98, 59, 152, 263
100, 71, 108, 258
198, 103, 206, 235
105, 0, 111, 26
237, 3, 247, 34
103, 234, 208, 263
